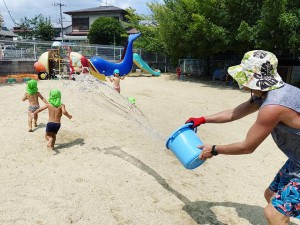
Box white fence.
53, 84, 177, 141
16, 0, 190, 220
0, 39, 168, 64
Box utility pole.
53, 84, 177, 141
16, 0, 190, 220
0, 12, 3, 30
53, 1, 66, 43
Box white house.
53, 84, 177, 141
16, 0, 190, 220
63, 5, 133, 42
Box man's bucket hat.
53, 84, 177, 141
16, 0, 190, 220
228, 50, 284, 91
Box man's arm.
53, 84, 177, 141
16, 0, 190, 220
205, 99, 259, 123
199, 105, 281, 160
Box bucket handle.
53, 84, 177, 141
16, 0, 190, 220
187, 123, 198, 133
170, 123, 197, 140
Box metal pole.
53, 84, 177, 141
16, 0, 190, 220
34, 43, 37, 60
113, 33, 115, 60
59, 4, 64, 43
53, 1, 66, 43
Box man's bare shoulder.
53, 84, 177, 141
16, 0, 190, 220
257, 104, 286, 126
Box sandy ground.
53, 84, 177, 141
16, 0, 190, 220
0, 74, 299, 225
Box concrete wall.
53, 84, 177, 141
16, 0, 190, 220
0, 60, 36, 76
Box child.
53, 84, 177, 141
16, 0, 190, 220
32, 89, 72, 150
22, 80, 48, 132
108, 69, 125, 93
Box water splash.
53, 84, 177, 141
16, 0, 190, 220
64, 75, 165, 142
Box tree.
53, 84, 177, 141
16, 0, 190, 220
87, 17, 126, 45
148, 0, 195, 61
253, 0, 300, 55
35, 16, 56, 41
148, 0, 299, 61
124, 7, 166, 53
19, 14, 56, 41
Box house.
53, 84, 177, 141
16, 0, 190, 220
0, 27, 18, 40
52, 21, 72, 40
63, 5, 135, 42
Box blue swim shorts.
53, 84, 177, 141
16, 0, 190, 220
46, 122, 61, 134
269, 160, 300, 218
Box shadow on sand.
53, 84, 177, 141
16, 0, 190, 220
95, 146, 296, 225
53, 138, 85, 154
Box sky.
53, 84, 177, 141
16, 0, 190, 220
0, 0, 163, 29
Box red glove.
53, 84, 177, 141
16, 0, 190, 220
185, 117, 206, 128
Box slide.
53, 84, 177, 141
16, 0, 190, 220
133, 53, 161, 76
89, 33, 141, 77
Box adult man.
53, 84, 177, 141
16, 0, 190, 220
186, 50, 300, 224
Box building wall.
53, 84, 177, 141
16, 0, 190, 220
0, 60, 36, 76
71, 12, 124, 31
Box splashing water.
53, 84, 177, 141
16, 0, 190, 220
62, 75, 165, 142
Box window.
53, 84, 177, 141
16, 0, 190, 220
72, 18, 89, 31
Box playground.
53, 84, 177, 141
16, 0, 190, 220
0, 74, 298, 225
0, 32, 299, 224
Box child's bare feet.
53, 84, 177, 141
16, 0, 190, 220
47, 138, 53, 148
46, 146, 54, 150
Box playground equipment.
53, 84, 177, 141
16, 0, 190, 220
133, 53, 161, 76
33, 42, 92, 80
89, 33, 141, 77
33, 33, 145, 81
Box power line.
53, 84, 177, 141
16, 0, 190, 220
53, 1, 66, 42
2, 0, 17, 26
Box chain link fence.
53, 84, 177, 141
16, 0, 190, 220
0, 39, 177, 75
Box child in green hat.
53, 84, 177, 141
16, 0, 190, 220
22, 80, 48, 132
32, 89, 72, 150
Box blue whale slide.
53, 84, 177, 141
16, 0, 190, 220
133, 53, 161, 76
88, 33, 141, 78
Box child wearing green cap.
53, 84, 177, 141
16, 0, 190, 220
108, 69, 125, 93
22, 80, 48, 132
32, 89, 72, 150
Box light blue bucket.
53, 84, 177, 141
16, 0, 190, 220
166, 123, 205, 170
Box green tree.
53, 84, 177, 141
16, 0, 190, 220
148, 0, 192, 60
149, 0, 299, 61
253, 0, 300, 55
221, 0, 263, 53
35, 16, 56, 41
125, 7, 166, 53
88, 17, 126, 45
19, 15, 55, 41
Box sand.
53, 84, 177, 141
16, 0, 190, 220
0, 74, 299, 225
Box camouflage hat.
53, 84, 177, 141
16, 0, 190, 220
228, 50, 284, 91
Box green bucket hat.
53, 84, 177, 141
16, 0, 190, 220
26, 80, 38, 95
228, 50, 284, 91
48, 89, 62, 108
